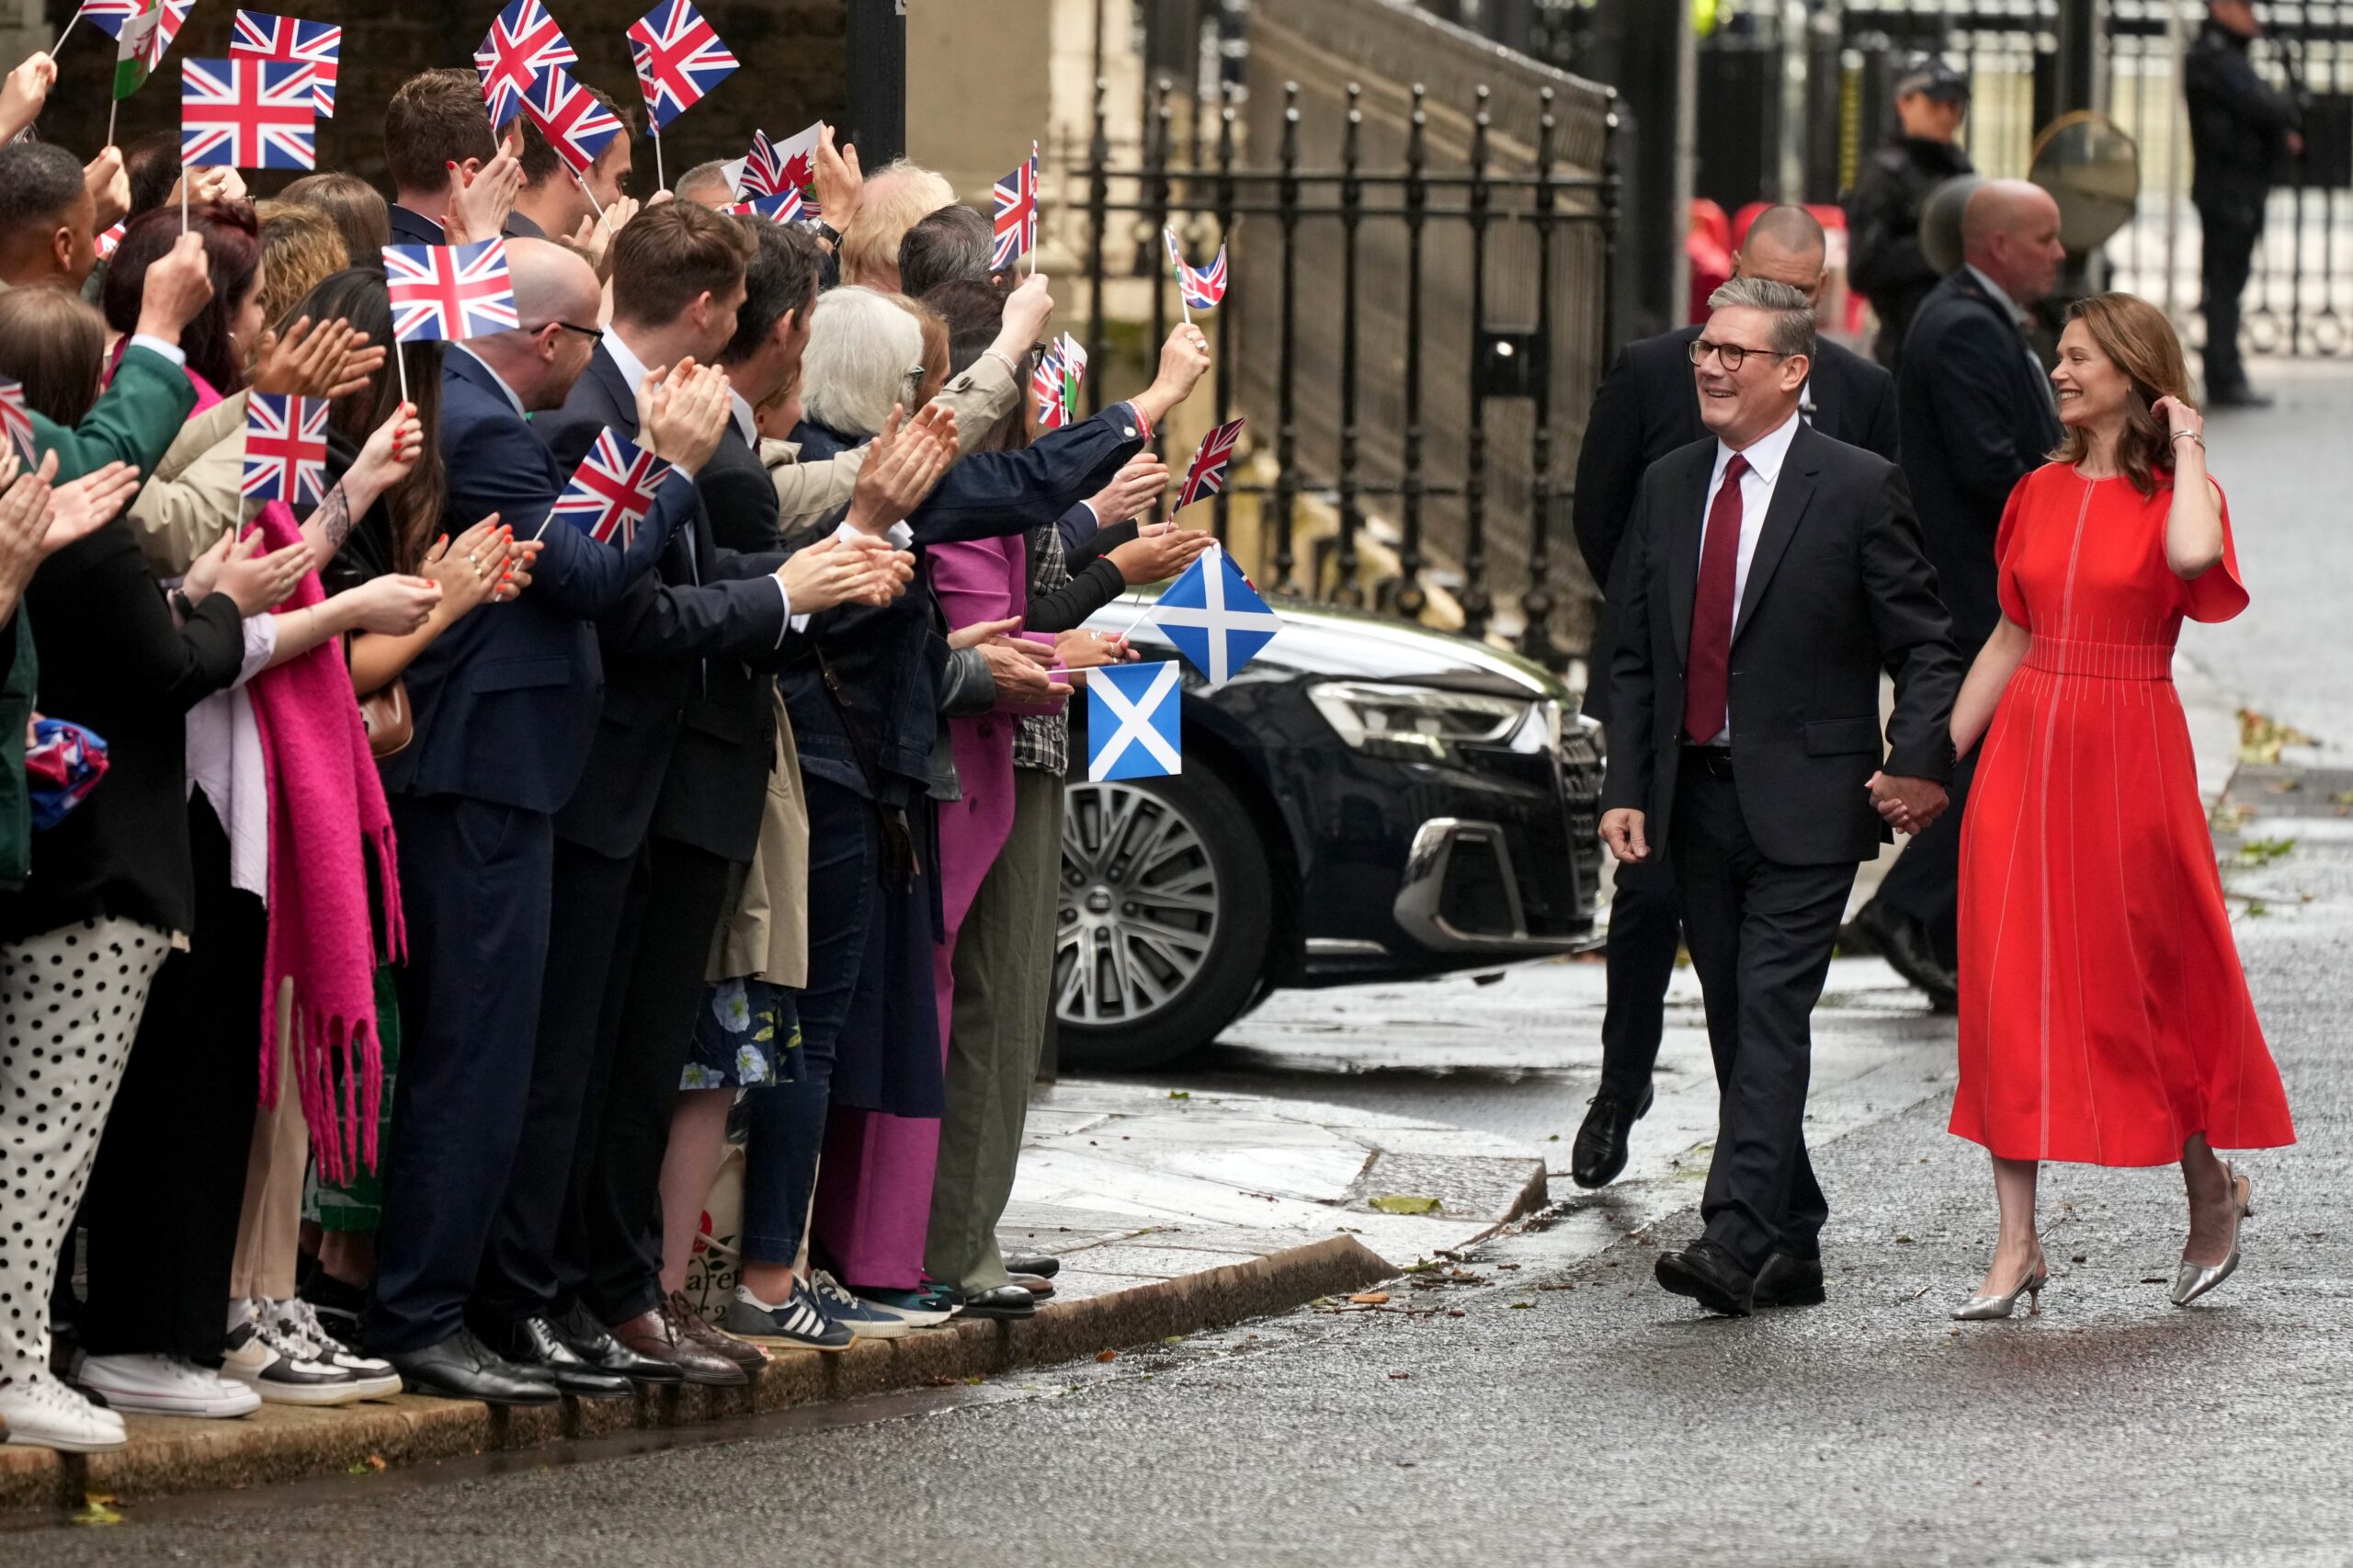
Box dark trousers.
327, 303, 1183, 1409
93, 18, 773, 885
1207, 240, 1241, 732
1866, 746, 1979, 965
1669, 763, 1856, 1275
559, 835, 735, 1324
367, 795, 554, 1354
470, 835, 640, 1333
2198, 199, 2264, 394
743, 776, 879, 1267
77, 801, 262, 1361
1595, 850, 1681, 1107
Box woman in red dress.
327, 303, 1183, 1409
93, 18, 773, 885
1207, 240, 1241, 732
1934, 292, 2293, 1320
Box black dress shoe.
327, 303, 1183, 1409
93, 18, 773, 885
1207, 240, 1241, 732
1854, 900, 1959, 1011
2207, 385, 2273, 409
494, 1316, 636, 1399
1752, 1251, 1826, 1308
1654, 1239, 1756, 1317
552, 1302, 685, 1384
1570, 1084, 1654, 1189
1003, 1255, 1060, 1279
959, 1284, 1038, 1320
389, 1329, 562, 1405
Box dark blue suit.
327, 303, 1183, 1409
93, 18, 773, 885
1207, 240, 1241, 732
386, 204, 444, 248
368, 347, 692, 1355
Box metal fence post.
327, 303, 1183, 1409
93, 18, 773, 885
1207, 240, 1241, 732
1460, 84, 1494, 640
1271, 80, 1302, 597
1519, 86, 1560, 668
1211, 84, 1238, 545
1336, 82, 1365, 607
1395, 82, 1429, 620
1086, 76, 1110, 418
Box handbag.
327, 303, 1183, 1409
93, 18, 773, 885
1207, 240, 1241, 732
356, 677, 413, 759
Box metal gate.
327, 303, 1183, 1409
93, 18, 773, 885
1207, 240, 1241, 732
1074, 0, 1620, 665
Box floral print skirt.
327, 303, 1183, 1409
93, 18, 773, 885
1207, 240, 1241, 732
680, 977, 801, 1091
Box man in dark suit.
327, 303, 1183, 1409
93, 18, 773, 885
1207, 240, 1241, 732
1846, 180, 2065, 1007
1567, 206, 1899, 1190
505, 90, 632, 245
2185, 0, 2303, 406
382, 70, 517, 248
367, 237, 733, 1403
1600, 278, 1962, 1316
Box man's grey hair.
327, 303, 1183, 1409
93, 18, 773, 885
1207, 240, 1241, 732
674, 160, 735, 208
801, 284, 926, 438
1708, 277, 1817, 362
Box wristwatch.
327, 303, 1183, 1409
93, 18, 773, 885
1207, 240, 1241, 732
169, 586, 198, 620
806, 218, 843, 248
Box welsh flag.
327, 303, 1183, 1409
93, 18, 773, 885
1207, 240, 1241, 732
114, 0, 167, 99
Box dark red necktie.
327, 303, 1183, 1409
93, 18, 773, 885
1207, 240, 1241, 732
1683, 453, 1749, 744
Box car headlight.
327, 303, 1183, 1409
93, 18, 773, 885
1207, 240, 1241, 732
1308, 681, 1549, 761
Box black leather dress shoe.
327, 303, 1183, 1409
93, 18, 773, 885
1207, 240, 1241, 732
959, 1283, 1038, 1320
1654, 1239, 1757, 1317
495, 1316, 635, 1399
1570, 1084, 1654, 1189
552, 1302, 685, 1384
1752, 1251, 1826, 1308
1853, 900, 1959, 1012
1003, 1255, 1060, 1279
389, 1329, 562, 1405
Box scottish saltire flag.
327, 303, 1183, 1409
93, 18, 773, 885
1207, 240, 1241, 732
740, 122, 822, 209
1087, 661, 1183, 782
0, 379, 36, 466
476, 0, 576, 128
628, 0, 736, 129
1165, 229, 1228, 311
1175, 416, 1244, 510
241, 393, 330, 505
522, 66, 623, 176
1152, 546, 1279, 686
722, 190, 801, 222
230, 12, 341, 117
991, 142, 1038, 269
552, 428, 674, 547
181, 58, 318, 170
382, 240, 518, 343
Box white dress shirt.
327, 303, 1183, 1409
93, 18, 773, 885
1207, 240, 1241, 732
1694, 405, 1803, 744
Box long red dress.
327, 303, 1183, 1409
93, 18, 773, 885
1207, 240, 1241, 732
1951, 462, 2293, 1166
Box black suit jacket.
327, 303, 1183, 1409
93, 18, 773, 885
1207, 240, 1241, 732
1897, 267, 2064, 651
540, 346, 793, 862
1574, 324, 1899, 723
386, 203, 443, 247
1600, 419, 1962, 867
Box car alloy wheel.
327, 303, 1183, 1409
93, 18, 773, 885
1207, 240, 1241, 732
1057, 780, 1219, 1028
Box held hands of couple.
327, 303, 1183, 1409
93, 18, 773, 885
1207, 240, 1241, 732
1867, 771, 1949, 836
635, 359, 731, 477
777, 534, 915, 613
249, 316, 387, 403
847, 402, 957, 535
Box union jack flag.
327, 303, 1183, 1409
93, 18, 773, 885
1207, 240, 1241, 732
230, 12, 342, 118
627, 0, 736, 129
0, 379, 35, 467
740, 123, 822, 211
991, 142, 1038, 270
94, 222, 126, 262
476, 0, 576, 129
382, 240, 518, 343
241, 392, 330, 506
551, 428, 674, 547
1033, 333, 1086, 429
722, 190, 802, 223
1175, 417, 1245, 510
181, 57, 317, 171
1165, 229, 1228, 311
523, 66, 623, 176
67, 0, 148, 39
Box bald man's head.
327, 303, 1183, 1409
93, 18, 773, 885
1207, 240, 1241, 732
506, 235, 600, 326
473, 237, 603, 411
1734, 205, 1828, 305
1961, 179, 2064, 307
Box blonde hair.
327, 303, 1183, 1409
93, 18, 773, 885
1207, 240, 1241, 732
256, 199, 349, 329
837, 159, 956, 290
2050, 291, 2193, 499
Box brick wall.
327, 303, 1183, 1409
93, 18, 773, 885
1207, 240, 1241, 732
36, 0, 847, 197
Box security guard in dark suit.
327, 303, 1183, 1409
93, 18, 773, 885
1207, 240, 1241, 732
2186, 0, 2304, 406
1845, 56, 1975, 372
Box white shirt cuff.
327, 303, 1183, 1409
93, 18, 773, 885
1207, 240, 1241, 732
772, 574, 791, 646
129, 333, 188, 367
235, 613, 279, 687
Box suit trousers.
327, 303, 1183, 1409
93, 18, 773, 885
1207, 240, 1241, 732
1669, 765, 1856, 1274
1595, 849, 1681, 1107
926, 768, 1061, 1293
367, 795, 554, 1354
1864, 746, 1980, 964
2197, 199, 2263, 395
560, 835, 735, 1325
470, 835, 640, 1333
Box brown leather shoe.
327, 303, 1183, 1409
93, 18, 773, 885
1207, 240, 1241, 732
606, 1304, 747, 1387
667, 1292, 769, 1375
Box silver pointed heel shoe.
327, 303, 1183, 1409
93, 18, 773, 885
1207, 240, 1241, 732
2171, 1163, 2252, 1307
1952, 1253, 2050, 1321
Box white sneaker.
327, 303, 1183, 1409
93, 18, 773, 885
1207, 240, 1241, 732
0, 1370, 129, 1451
222, 1304, 367, 1407
259, 1298, 403, 1401
75, 1353, 262, 1418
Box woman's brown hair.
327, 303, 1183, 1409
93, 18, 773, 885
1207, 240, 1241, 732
0, 287, 108, 425
2049, 291, 2194, 499
255, 200, 350, 328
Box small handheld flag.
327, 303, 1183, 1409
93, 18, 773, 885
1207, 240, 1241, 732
547, 428, 675, 546
94, 222, 126, 261
68, 0, 144, 40
991, 142, 1039, 272
522, 66, 623, 180
476, 0, 576, 129
740, 122, 823, 210
1175, 416, 1245, 510
723, 190, 802, 222
0, 379, 37, 466
111, 0, 183, 102
1151, 545, 1280, 686
1086, 661, 1183, 782
1165, 228, 1228, 317
1030, 339, 1065, 429
180, 57, 317, 171
230, 12, 341, 118
240, 392, 330, 506
382, 240, 519, 343
628, 0, 736, 129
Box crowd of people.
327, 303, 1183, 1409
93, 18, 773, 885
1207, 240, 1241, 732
0, 54, 1221, 1452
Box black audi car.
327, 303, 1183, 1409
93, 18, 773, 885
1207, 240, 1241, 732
1060, 597, 1607, 1070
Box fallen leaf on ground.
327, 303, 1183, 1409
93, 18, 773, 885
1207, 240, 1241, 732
1370, 1194, 1442, 1215
74, 1494, 122, 1528
1167, 1090, 1190, 1100
1095, 1349, 1117, 1362
1348, 1291, 1391, 1305
1389, 1371, 1412, 1380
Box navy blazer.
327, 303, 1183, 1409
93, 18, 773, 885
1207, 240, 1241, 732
386, 203, 444, 248
1896, 268, 2064, 650
380, 349, 694, 813
540, 345, 794, 862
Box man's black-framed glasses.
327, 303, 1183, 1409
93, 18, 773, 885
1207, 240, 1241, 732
1688, 338, 1792, 371
530, 319, 602, 340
